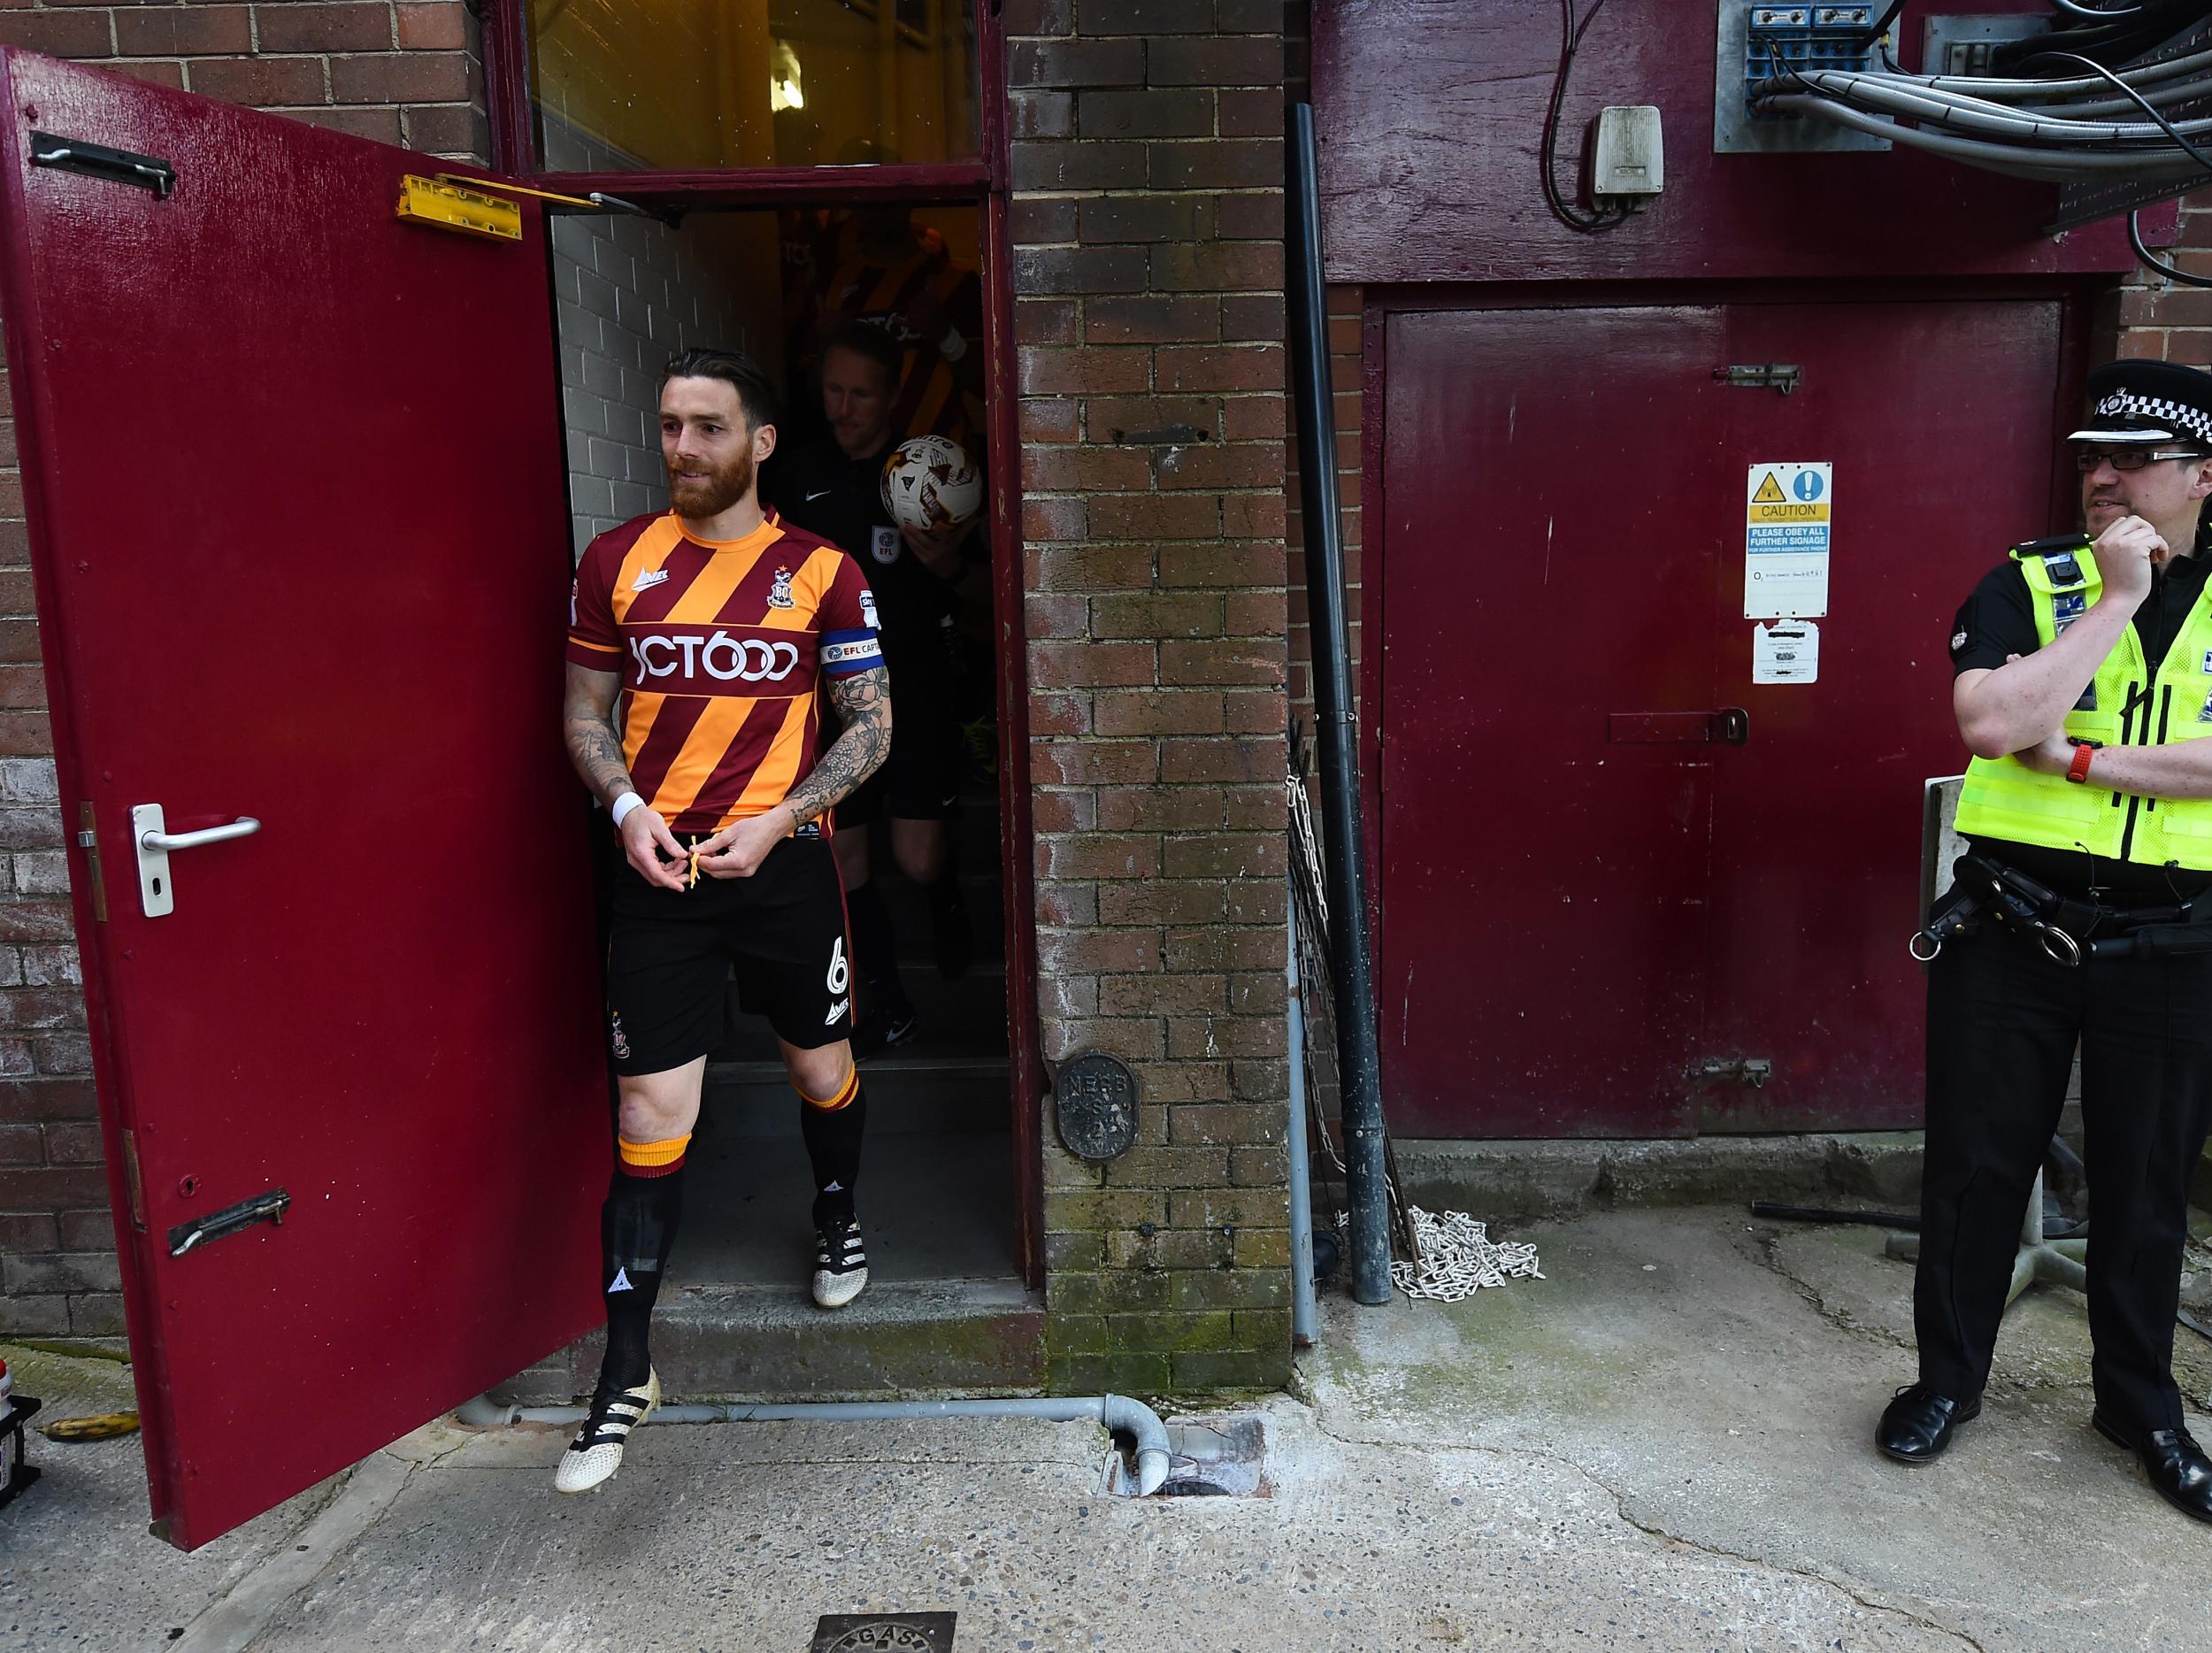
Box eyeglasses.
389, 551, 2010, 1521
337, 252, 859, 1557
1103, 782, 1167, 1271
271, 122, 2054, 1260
2075, 448, 2206, 473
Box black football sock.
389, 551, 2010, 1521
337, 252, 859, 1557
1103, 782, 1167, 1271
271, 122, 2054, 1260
798, 1066, 866, 1226
598, 1140, 687, 1392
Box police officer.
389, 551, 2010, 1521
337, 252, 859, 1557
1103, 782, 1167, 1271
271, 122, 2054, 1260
1878, 360, 2212, 1526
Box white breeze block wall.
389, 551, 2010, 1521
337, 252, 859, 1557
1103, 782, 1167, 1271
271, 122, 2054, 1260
546, 121, 781, 560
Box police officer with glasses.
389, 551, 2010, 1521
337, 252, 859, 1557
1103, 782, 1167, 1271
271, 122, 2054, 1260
1881, 360, 2212, 1526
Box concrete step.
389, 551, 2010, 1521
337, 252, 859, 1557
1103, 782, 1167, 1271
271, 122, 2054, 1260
506, 1280, 1046, 1404
1364, 1132, 1926, 1226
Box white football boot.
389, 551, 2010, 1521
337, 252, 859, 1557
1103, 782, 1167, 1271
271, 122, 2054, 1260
811, 1214, 869, 1309
552, 1367, 659, 1494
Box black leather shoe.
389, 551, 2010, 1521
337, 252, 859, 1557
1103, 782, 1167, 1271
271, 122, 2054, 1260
1877, 1383, 1981, 1465
2093, 1410, 2212, 1524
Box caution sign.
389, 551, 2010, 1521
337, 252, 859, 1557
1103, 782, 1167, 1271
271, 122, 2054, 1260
1745, 461, 1832, 619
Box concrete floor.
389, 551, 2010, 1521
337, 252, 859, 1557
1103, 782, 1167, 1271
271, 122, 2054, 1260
8, 1204, 2212, 1650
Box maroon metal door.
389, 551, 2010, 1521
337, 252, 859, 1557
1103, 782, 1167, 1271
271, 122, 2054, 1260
1377, 295, 2063, 1139
0, 53, 607, 1549
1379, 306, 1732, 1138
1698, 298, 2063, 1130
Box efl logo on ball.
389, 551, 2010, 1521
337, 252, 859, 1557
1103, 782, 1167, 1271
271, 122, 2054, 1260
879, 434, 983, 533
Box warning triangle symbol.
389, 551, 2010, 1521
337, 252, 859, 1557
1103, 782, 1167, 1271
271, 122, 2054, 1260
1753, 472, 1787, 504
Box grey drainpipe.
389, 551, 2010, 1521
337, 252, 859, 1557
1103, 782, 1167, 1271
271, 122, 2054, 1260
1286, 901, 1319, 1347
456, 1393, 1173, 1496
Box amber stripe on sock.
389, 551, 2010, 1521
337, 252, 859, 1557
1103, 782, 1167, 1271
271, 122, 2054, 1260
797, 1067, 860, 1112
618, 1133, 691, 1178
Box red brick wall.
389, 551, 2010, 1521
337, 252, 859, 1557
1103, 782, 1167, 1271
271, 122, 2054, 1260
2112, 190, 2212, 364
0, 1, 488, 154
0, 2, 487, 1338
1006, 0, 1295, 1393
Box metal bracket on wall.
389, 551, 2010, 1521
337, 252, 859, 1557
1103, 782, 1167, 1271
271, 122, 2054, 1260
27, 131, 174, 198
1712, 4, 1892, 155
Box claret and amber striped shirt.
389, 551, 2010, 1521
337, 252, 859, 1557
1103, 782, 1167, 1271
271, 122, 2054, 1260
566, 511, 883, 834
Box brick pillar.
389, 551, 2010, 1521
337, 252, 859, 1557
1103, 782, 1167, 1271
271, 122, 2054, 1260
1007, 0, 1295, 1393
0, 2, 488, 1337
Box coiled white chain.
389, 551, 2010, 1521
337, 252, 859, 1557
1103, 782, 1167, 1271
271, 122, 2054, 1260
1389, 1206, 1544, 1303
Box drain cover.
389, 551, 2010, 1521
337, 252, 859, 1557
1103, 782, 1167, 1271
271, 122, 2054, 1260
1104, 1414, 1271, 1498
810, 1613, 956, 1652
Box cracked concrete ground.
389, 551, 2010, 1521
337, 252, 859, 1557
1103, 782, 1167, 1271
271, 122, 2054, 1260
6, 1205, 2209, 1649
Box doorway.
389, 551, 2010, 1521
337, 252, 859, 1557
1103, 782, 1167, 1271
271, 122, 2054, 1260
1372, 292, 2080, 1141
546, 198, 1023, 1306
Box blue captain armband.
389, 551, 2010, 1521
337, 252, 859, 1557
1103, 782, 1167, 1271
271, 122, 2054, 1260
819, 629, 885, 677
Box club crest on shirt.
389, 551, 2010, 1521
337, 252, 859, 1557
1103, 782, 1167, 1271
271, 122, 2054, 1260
767, 566, 795, 609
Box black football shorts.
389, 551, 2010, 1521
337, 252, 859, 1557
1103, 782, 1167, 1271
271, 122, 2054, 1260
604, 833, 855, 1074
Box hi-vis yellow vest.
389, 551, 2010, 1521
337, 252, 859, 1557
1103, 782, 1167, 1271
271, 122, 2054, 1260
1955, 545, 2212, 870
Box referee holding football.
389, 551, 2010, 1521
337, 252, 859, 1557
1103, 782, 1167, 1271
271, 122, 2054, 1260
773, 320, 981, 1053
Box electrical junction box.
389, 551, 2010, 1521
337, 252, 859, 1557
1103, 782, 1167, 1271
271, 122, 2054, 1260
1592, 105, 1664, 205
1713, 1, 1893, 154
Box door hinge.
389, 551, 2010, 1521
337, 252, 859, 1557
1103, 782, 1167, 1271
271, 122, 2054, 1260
28, 131, 175, 199
1714, 364, 1801, 396
119, 1128, 146, 1231
1688, 1056, 1772, 1088
75, 802, 106, 923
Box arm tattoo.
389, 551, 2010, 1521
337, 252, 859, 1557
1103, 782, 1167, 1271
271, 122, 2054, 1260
785, 666, 892, 827
563, 669, 637, 806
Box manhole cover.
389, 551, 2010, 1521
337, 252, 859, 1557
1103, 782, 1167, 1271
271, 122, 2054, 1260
810, 1613, 956, 1652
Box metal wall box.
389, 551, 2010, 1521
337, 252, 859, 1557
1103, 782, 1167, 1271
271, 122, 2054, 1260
1592, 105, 1664, 204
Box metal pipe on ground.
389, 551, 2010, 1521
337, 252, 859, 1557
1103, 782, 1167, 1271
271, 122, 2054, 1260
1287, 101, 1392, 1308
455, 1393, 1174, 1496
1287, 900, 1320, 1347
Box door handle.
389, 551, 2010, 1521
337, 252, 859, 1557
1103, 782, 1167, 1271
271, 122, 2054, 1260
1713, 707, 1750, 746
129, 803, 260, 919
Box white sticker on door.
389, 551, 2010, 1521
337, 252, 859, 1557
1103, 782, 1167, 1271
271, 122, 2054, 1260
1752, 619, 1819, 685
1745, 461, 1832, 619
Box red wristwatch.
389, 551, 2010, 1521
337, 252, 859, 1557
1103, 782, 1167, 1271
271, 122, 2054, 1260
2066, 742, 2098, 785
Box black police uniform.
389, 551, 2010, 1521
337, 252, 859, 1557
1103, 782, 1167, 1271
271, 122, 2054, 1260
772, 434, 962, 823
1894, 359, 2212, 1506
1925, 542, 2212, 1433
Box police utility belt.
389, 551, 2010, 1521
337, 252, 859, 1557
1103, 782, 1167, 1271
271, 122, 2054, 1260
1911, 854, 2212, 967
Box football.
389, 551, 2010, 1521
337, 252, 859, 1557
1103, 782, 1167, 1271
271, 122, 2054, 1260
879, 434, 984, 533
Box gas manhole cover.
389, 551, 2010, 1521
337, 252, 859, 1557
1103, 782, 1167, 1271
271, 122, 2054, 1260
810, 1612, 956, 1652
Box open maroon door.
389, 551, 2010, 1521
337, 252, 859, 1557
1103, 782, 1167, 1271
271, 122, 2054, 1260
0, 53, 609, 1549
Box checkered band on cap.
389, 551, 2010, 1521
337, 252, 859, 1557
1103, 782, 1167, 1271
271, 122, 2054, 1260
2089, 388, 2212, 446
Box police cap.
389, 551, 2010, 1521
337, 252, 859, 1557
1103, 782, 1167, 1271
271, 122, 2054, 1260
2068, 358, 2212, 450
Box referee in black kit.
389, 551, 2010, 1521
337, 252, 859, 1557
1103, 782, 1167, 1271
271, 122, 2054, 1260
1880, 360, 2212, 1526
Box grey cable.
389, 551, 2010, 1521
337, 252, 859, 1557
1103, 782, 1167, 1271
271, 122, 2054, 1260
1784, 70, 2212, 142
1761, 95, 2209, 176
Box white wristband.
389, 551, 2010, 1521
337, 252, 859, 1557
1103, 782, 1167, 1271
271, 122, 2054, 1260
609, 791, 644, 828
